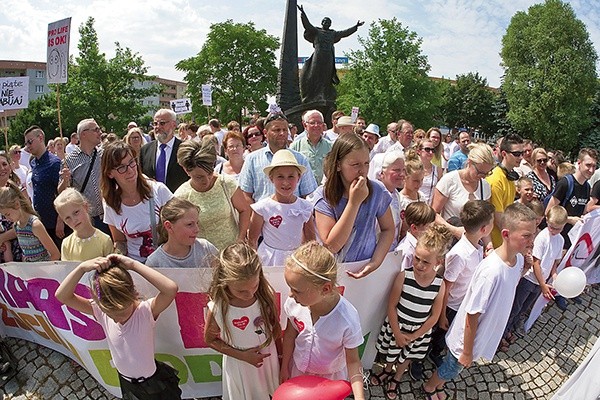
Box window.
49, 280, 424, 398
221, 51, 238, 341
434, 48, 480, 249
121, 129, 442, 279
35, 85, 44, 93
35, 70, 45, 78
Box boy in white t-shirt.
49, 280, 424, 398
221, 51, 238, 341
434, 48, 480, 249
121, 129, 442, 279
423, 203, 538, 399
428, 200, 495, 366
395, 202, 436, 272
504, 205, 567, 341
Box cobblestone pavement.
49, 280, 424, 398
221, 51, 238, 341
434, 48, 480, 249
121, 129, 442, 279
1, 284, 598, 399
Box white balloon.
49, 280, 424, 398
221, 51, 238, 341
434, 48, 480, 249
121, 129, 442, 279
553, 268, 587, 299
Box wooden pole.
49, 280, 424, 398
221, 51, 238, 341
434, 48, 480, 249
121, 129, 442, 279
1, 113, 8, 152
206, 106, 211, 120
56, 84, 63, 138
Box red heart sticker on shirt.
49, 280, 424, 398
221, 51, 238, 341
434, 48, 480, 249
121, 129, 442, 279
293, 317, 305, 332
232, 316, 249, 330
269, 215, 283, 228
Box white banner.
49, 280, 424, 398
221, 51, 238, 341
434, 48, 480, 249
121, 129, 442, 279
201, 84, 212, 106
525, 208, 600, 332
0, 252, 401, 398
350, 106, 359, 123
169, 98, 192, 115
46, 17, 72, 84
0, 77, 29, 110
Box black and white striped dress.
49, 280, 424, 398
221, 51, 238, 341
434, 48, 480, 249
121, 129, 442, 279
376, 270, 443, 363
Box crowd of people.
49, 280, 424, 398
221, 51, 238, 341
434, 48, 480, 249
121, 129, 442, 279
3, 106, 599, 399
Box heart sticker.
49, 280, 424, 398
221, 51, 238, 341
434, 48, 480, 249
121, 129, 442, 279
232, 316, 249, 330
293, 317, 305, 332
269, 215, 283, 228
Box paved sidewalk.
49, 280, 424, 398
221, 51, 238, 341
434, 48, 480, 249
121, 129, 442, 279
1, 284, 598, 399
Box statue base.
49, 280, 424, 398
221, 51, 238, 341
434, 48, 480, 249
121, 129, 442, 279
284, 100, 337, 131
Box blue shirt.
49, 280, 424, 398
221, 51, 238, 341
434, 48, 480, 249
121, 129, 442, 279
313, 179, 392, 262
239, 146, 318, 202
447, 151, 468, 172
30, 150, 61, 229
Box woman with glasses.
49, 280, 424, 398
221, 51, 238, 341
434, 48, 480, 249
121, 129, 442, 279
432, 143, 494, 238
124, 127, 145, 158
215, 131, 245, 181
101, 141, 173, 262
242, 124, 265, 153
526, 148, 556, 201
175, 140, 250, 250
416, 138, 443, 205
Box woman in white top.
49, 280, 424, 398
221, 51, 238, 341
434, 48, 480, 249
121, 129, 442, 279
377, 151, 406, 249
416, 138, 443, 206
432, 142, 495, 238
215, 131, 245, 182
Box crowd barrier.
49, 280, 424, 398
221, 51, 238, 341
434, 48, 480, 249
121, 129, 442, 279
0, 251, 402, 398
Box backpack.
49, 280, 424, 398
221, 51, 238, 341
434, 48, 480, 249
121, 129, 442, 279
542, 174, 587, 209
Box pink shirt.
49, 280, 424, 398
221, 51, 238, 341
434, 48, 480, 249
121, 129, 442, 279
91, 298, 157, 378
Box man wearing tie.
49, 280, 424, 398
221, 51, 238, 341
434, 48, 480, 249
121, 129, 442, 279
139, 109, 188, 192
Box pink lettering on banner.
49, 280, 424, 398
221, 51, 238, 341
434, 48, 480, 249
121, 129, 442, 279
27, 278, 70, 330
175, 292, 210, 349
3, 272, 32, 308
69, 284, 105, 340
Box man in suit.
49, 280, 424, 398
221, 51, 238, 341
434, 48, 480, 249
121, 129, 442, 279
139, 108, 188, 192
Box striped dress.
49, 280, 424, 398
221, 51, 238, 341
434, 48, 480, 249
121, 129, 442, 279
376, 270, 442, 363
14, 216, 51, 262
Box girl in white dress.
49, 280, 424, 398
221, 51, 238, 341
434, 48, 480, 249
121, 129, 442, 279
248, 149, 315, 266
204, 243, 281, 400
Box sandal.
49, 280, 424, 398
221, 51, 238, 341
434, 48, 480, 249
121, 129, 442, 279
506, 331, 518, 344
422, 385, 438, 400
435, 386, 448, 400
498, 338, 510, 352
385, 377, 401, 400
369, 368, 393, 386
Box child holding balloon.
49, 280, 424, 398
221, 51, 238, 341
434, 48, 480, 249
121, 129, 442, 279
281, 241, 365, 400
504, 205, 567, 342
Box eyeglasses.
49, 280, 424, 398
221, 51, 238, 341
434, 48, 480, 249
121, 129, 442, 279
473, 162, 493, 177
507, 150, 524, 157
152, 120, 171, 127
227, 144, 242, 150
247, 131, 262, 138
114, 159, 137, 174
129, 136, 141, 141
84, 127, 101, 133
536, 158, 548, 164
421, 147, 435, 153
265, 112, 288, 125
25, 136, 39, 146
306, 121, 324, 126
12, 150, 21, 154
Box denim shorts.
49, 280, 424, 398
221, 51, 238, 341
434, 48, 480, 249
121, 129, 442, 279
437, 351, 464, 381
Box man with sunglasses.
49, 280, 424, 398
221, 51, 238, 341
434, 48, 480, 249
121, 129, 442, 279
139, 109, 188, 192
486, 133, 525, 248
24, 125, 64, 246
239, 112, 317, 203
515, 139, 534, 177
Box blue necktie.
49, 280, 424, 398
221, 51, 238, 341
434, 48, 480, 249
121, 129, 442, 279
156, 143, 167, 183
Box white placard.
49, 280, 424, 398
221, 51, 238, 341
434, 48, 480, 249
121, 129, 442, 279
47, 18, 72, 84
351, 106, 359, 123
170, 98, 193, 114
201, 84, 212, 106
0, 77, 29, 110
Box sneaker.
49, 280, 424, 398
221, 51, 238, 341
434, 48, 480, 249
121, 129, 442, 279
409, 361, 424, 381
555, 296, 568, 311
572, 295, 582, 304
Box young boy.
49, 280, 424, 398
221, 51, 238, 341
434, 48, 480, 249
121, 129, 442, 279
428, 200, 495, 366
515, 176, 535, 204
504, 205, 567, 341
423, 203, 537, 399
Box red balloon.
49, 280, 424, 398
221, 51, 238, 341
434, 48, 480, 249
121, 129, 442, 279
273, 375, 352, 400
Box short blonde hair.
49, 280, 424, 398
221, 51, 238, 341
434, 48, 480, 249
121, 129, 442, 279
467, 142, 495, 165
546, 205, 568, 226
54, 187, 89, 212
285, 241, 337, 287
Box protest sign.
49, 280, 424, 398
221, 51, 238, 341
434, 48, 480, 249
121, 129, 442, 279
351, 106, 359, 123
0, 77, 29, 110
0, 251, 401, 398
170, 98, 193, 114
47, 18, 72, 84
201, 84, 212, 106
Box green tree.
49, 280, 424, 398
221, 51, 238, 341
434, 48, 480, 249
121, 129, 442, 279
501, 0, 598, 152
337, 18, 440, 129
5, 94, 59, 146
177, 20, 279, 123
491, 86, 517, 139
441, 72, 496, 134
578, 85, 600, 150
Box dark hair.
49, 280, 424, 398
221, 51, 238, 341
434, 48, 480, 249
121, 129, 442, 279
24, 125, 43, 136
242, 125, 263, 143
460, 200, 495, 233
404, 202, 436, 227
500, 133, 524, 152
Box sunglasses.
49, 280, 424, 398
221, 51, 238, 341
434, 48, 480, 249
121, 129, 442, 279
114, 159, 137, 174
152, 120, 170, 127
507, 150, 524, 157
12, 150, 21, 154
421, 147, 435, 153
473, 162, 493, 177
265, 112, 288, 125
536, 158, 548, 164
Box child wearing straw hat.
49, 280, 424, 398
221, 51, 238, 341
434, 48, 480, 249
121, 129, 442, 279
248, 149, 316, 266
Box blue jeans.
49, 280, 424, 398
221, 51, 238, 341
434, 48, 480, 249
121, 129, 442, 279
505, 278, 541, 334
437, 351, 464, 381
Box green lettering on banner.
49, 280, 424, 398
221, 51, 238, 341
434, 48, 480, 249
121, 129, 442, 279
155, 353, 189, 383
358, 332, 370, 358
184, 354, 223, 383
88, 349, 119, 387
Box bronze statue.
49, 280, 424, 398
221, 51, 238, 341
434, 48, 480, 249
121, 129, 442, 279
297, 4, 364, 105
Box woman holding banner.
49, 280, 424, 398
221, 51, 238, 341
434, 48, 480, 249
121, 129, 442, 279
0, 151, 23, 262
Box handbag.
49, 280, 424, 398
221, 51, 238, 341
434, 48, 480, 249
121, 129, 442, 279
219, 175, 239, 226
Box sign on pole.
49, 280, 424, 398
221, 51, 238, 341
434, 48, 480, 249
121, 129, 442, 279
351, 106, 360, 123
170, 98, 193, 115
0, 77, 30, 110
47, 17, 72, 84
201, 84, 212, 107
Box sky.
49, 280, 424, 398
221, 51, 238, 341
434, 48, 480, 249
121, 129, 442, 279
1, 0, 599, 88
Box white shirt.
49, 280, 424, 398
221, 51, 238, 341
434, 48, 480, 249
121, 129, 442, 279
386, 141, 405, 154
444, 235, 484, 311
436, 170, 491, 220
154, 136, 176, 176
395, 232, 417, 272
324, 129, 339, 142
66, 143, 78, 154
373, 136, 395, 154
524, 227, 564, 285
446, 251, 524, 362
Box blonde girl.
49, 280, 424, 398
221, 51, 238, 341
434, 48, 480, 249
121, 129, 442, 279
204, 243, 281, 399
146, 197, 218, 268
398, 150, 425, 239
427, 128, 444, 168
55, 254, 181, 399
248, 149, 315, 266
54, 188, 112, 261
0, 182, 59, 262
282, 241, 365, 399
417, 138, 444, 205
373, 226, 451, 400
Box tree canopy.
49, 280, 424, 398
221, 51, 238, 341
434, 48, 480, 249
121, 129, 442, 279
176, 20, 279, 124
8, 17, 159, 142
337, 18, 441, 129
501, 0, 598, 152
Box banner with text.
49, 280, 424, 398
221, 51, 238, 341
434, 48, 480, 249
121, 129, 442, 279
0, 77, 29, 110
170, 98, 193, 115
201, 84, 212, 106
47, 17, 72, 84
0, 252, 401, 398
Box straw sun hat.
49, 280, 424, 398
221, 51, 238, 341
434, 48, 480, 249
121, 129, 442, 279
263, 149, 307, 176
